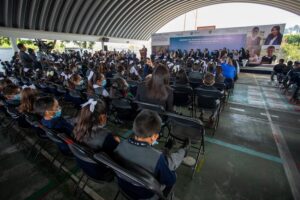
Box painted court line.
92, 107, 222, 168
120, 130, 282, 164
260, 113, 279, 118
229, 107, 245, 112
204, 137, 282, 164
254, 74, 300, 200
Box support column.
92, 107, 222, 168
10, 37, 18, 52
101, 40, 104, 50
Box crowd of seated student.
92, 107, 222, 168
270, 60, 300, 101
0, 42, 243, 199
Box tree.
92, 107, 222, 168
284, 34, 300, 45
0, 37, 11, 47
282, 34, 300, 61
293, 25, 300, 33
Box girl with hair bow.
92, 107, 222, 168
74, 98, 120, 154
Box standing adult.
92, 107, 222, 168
140, 45, 147, 60
17, 43, 34, 73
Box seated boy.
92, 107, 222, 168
34, 96, 74, 154
114, 109, 190, 199
2, 84, 21, 106
199, 73, 223, 125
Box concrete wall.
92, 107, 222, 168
0, 48, 14, 62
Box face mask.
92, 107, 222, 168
13, 94, 21, 101
78, 80, 84, 86
152, 140, 159, 146
101, 79, 107, 87
53, 108, 62, 119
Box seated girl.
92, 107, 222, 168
90, 72, 109, 98
110, 77, 129, 99
72, 98, 120, 181
74, 98, 120, 153
136, 64, 174, 111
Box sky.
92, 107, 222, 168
157, 3, 300, 33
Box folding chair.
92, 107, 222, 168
213, 82, 227, 109
188, 78, 202, 89
134, 101, 168, 137
93, 153, 169, 200
165, 112, 205, 178
58, 133, 113, 197
37, 125, 73, 171
111, 98, 138, 124
172, 85, 194, 117
126, 80, 139, 97
194, 88, 222, 135
2, 102, 24, 144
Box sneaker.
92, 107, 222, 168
183, 156, 196, 167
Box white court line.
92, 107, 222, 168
229, 107, 245, 112
260, 113, 279, 118
254, 74, 300, 200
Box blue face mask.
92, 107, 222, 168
101, 79, 107, 88
151, 140, 159, 146
53, 108, 62, 119
13, 94, 21, 101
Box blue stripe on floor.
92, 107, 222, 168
120, 130, 282, 164
205, 136, 282, 164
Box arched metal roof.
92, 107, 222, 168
0, 0, 299, 40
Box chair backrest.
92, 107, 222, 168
58, 133, 114, 181
134, 100, 165, 114
24, 113, 41, 128
39, 125, 64, 144
58, 133, 95, 164
166, 112, 204, 142
195, 87, 221, 98
213, 82, 226, 91
4, 104, 21, 119
189, 78, 202, 88
112, 98, 132, 110
93, 153, 166, 200
172, 85, 193, 106
195, 87, 221, 108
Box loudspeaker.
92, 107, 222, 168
104, 45, 108, 51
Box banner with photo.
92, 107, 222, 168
152, 24, 286, 61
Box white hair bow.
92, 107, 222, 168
81, 99, 98, 112
22, 84, 36, 90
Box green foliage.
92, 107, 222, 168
282, 34, 300, 61
282, 44, 300, 61
72, 41, 95, 49
16, 39, 38, 50
0, 37, 11, 48
284, 34, 300, 45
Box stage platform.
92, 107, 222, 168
240, 65, 273, 75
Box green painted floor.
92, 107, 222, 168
0, 73, 299, 200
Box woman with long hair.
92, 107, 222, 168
136, 64, 173, 111
74, 99, 119, 152
19, 86, 37, 114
